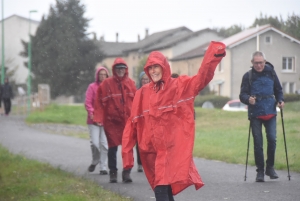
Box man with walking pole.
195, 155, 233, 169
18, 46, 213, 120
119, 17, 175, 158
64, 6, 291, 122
240, 51, 284, 182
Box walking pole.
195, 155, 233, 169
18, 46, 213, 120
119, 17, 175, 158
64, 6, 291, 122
280, 107, 291, 180
244, 121, 251, 181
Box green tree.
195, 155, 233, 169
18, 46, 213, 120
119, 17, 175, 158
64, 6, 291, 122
250, 13, 284, 30
20, 0, 104, 100
284, 13, 300, 40
213, 24, 244, 37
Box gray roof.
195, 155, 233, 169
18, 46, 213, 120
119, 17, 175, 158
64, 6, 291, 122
0, 14, 40, 24
221, 24, 300, 48
170, 42, 209, 61
123, 26, 192, 53
96, 41, 135, 57
143, 28, 215, 53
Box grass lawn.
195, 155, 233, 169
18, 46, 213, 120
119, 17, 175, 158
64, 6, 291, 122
194, 101, 300, 172
26, 102, 300, 172
0, 145, 131, 201
26, 104, 86, 126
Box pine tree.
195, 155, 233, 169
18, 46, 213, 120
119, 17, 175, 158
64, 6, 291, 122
21, 0, 104, 100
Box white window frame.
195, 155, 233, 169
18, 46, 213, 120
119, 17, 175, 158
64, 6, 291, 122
265, 35, 272, 44
282, 57, 295, 72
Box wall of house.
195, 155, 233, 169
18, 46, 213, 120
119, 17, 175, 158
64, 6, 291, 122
172, 31, 223, 57
211, 49, 232, 97
0, 16, 39, 84
259, 31, 300, 94
171, 57, 202, 76
229, 30, 300, 99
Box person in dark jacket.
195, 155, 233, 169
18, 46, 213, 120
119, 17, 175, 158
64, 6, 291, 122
1, 78, 13, 116
239, 51, 284, 182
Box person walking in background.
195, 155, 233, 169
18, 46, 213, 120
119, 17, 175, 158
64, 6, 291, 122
94, 58, 136, 183
135, 72, 150, 173
239, 51, 284, 182
122, 41, 226, 201
85, 67, 109, 175
1, 78, 13, 116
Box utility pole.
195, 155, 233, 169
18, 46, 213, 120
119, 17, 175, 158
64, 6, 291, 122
27, 10, 37, 113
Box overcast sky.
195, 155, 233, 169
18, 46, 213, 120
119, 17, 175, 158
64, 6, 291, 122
3, 0, 300, 42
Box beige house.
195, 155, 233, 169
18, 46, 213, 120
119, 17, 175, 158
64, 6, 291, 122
0, 15, 39, 84
97, 27, 223, 83
171, 24, 300, 99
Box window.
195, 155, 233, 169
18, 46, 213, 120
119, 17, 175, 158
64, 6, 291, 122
282, 82, 287, 93
265, 36, 272, 44
132, 66, 136, 78
217, 83, 223, 95
289, 82, 295, 94
282, 57, 295, 72
218, 62, 223, 72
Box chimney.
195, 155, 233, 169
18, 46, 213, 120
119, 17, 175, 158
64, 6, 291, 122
145, 28, 149, 38
138, 34, 140, 42
100, 35, 105, 41
116, 32, 119, 43
92, 32, 97, 40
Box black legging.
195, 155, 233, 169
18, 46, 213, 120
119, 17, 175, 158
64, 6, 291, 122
108, 146, 118, 171
136, 143, 142, 165
154, 185, 174, 201
3, 98, 11, 115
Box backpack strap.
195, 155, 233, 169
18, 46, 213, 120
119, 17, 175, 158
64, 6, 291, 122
248, 69, 252, 86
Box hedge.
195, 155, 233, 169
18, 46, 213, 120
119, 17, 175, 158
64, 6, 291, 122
194, 95, 231, 109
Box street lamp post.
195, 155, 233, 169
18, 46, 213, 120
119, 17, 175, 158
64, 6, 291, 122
1, 0, 5, 84
27, 10, 37, 113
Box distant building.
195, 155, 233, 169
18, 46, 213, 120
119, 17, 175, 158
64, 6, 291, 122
171, 25, 300, 98
97, 27, 223, 83
0, 15, 39, 84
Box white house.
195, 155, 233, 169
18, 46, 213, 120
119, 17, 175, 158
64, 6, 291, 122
0, 15, 39, 84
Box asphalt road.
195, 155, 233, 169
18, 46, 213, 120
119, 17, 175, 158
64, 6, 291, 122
1, 115, 299, 201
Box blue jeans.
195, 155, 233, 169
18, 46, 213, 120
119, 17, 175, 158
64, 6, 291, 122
251, 116, 277, 171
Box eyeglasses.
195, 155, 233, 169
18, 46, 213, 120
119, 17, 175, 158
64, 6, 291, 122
99, 74, 107, 76
253, 61, 265, 65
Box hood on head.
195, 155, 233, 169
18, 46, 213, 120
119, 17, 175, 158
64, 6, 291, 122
95, 66, 109, 83
112, 58, 129, 78
144, 51, 171, 84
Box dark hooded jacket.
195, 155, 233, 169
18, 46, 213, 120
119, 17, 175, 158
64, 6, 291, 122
1, 81, 13, 99
239, 62, 284, 119
94, 58, 136, 147
122, 41, 226, 195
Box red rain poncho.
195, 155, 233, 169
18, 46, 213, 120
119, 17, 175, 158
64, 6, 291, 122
94, 58, 136, 147
122, 41, 226, 195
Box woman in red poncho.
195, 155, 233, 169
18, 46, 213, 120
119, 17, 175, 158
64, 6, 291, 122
94, 58, 136, 183
122, 41, 226, 200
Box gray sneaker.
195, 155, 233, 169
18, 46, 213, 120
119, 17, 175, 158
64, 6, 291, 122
122, 170, 132, 183
256, 171, 265, 182
265, 168, 279, 179
109, 170, 117, 183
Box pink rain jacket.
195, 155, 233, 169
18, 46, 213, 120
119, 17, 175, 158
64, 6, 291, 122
85, 67, 109, 124
94, 58, 136, 147
122, 41, 226, 195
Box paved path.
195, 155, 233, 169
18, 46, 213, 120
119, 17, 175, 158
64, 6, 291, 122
1, 116, 300, 201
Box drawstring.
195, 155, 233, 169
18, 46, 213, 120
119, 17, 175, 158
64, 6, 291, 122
154, 80, 164, 93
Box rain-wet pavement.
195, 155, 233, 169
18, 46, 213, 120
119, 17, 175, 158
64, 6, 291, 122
1, 115, 300, 201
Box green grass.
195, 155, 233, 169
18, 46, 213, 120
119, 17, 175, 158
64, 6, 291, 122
0, 145, 131, 201
194, 101, 300, 172
26, 104, 86, 126
26, 102, 300, 172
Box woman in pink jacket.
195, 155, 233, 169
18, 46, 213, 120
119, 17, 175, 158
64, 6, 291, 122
85, 66, 109, 175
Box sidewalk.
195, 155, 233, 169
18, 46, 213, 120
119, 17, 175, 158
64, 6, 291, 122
1, 115, 299, 201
